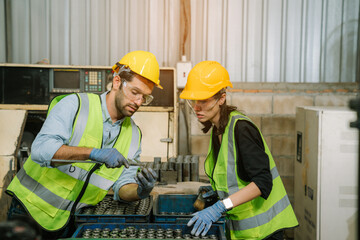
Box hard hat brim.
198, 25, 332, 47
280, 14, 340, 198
180, 89, 218, 100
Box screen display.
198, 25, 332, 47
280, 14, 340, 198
1, 67, 50, 104
150, 69, 174, 107
54, 69, 80, 89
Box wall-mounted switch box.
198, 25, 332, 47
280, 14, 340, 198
176, 56, 192, 89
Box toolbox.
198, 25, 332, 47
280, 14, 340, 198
153, 194, 225, 226
71, 222, 226, 239
74, 195, 153, 224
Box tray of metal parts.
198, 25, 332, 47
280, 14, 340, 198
71, 222, 226, 239
153, 194, 225, 226
74, 195, 153, 224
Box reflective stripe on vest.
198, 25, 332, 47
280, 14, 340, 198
69, 93, 90, 146
226, 115, 251, 196
15, 167, 91, 211
227, 195, 291, 231
217, 166, 280, 199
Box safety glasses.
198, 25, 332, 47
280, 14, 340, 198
186, 98, 219, 112
122, 81, 154, 106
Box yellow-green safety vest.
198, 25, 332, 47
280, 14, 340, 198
205, 111, 298, 239
7, 93, 141, 231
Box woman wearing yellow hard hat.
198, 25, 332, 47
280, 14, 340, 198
181, 61, 298, 240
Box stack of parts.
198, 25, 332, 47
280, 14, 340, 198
71, 223, 225, 239
80, 226, 219, 239
150, 155, 200, 184
80, 195, 151, 215
75, 195, 153, 224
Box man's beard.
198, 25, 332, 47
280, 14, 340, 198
115, 92, 138, 118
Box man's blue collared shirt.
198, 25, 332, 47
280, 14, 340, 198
31, 92, 140, 201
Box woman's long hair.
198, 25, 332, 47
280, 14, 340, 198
201, 89, 237, 135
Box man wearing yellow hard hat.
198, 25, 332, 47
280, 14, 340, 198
181, 61, 298, 240
6, 50, 161, 239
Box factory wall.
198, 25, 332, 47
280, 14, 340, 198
1, 0, 359, 83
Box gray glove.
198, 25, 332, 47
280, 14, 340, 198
198, 185, 213, 192
199, 185, 218, 206
135, 167, 158, 199
89, 148, 129, 168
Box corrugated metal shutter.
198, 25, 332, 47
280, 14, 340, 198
1, 0, 358, 83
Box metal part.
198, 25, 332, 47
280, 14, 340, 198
168, 157, 176, 171
154, 157, 161, 165
79, 226, 219, 239
51, 159, 142, 166
190, 155, 199, 181
153, 162, 161, 179
80, 195, 152, 216
182, 155, 191, 181
160, 162, 168, 171
175, 155, 183, 182
151, 155, 202, 183
160, 138, 173, 143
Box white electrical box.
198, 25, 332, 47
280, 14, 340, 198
294, 106, 358, 240
176, 56, 192, 88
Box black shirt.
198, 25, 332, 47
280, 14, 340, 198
212, 120, 273, 199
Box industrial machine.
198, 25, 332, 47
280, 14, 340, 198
0, 63, 178, 167
294, 106, 358, 240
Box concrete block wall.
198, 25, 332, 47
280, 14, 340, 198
187, 82, 358, 212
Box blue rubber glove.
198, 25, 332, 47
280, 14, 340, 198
187, 200, 226, 236
89, 148, 129, 168
135, 167, 158, 199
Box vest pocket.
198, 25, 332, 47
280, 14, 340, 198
25, 174, 72, 218
26, 192, 60, 218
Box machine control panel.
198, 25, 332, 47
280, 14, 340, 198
50, 68, 112, 94
0, 64, 174, 107
84, 70, 103, 92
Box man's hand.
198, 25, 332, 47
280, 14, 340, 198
187, 200, 226, 236
89, 148, 129, 168
135, 168, 157, 199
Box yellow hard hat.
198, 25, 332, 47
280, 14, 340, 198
112, 50, 162, 89
180, 61, 233, 100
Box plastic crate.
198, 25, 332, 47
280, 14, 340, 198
74, 195, 153, 224
153, 194, 225, 226
71, 222, 226, 239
